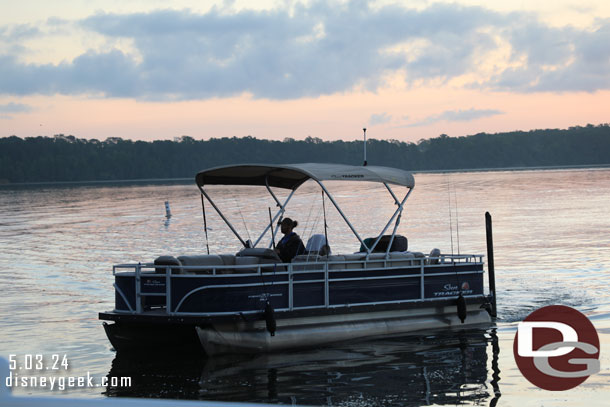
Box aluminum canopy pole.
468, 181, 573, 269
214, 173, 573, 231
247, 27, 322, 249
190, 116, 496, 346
367, 188, 412, 256
253, 186, 296, 248
385, 212, 402, 257
265, 176, 282, 208
315, 180, 368, 250
384, 182, 401, 206
382, 183, 404, 257
198, 185, 248, 248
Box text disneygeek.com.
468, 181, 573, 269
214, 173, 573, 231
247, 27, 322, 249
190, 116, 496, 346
6, 354, 131, 391
6, 372, 132, 391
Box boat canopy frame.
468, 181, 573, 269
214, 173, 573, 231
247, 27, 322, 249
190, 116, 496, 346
195, 163, 415, 256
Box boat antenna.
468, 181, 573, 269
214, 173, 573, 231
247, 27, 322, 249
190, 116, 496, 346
454, 184, 461, 254
200, 194, 210, 255
447, 177, 454, 256
232, 193, 252, 247
301, 194, 320, 261
362, 128, 368, 166
268, 207, 276, 250
321, 189, 330, 255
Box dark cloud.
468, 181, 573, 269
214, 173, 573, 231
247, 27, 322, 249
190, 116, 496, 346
405, 108, 504, 127
0, 1, 608, 99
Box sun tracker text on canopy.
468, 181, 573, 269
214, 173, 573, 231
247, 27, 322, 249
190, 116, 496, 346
195, 163, 415, 190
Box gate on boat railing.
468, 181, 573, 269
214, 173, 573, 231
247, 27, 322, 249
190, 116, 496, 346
111, 254, 486, 316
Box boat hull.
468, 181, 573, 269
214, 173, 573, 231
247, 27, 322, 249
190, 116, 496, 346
102, 321, 204, 355
197, 302, 491, 355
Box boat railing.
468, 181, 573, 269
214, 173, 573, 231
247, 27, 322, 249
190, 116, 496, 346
112, 253, 482, 275
112, 253, 485, 315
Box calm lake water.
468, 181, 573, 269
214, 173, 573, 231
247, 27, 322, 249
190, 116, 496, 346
1, 168, 609, 405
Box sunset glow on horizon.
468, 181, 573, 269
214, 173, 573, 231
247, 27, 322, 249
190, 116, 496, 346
1, 0, 609, 142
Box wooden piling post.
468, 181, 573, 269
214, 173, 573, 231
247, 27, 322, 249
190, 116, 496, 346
485, 212, 497, 317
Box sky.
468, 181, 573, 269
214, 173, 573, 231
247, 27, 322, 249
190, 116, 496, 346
0, 0, 609, 142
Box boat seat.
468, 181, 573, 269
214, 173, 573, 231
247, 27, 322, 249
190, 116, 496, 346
326, 255, 345, 270
343, 253, 364, 270
389, 251, 416, 267
363, 252, 389, 269
409, 252, 425, 265
236, 247, 284, 272
154, 255, 182, 274
305, 234, 331, 256
291, 254, 347, 271
215, 254, 236, 274
234, 256, 260, 273
292, 254, 324, 271
359, 235, 408, 253
427, 248, 441, 265
177, 255, 224, 275
219, 254, 236, 266
236, 247, 281, 261
258, 257, 286, 272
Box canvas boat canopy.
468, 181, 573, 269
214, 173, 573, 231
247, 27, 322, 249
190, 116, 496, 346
196, 163, 415, 190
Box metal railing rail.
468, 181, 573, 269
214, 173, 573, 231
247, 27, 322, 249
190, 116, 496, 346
111, 254, 483, 274
113, 254, 485, 316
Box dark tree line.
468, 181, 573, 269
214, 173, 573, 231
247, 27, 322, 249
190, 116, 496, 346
1, 124, 609, 184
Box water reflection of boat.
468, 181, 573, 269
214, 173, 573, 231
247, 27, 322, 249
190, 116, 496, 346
105, 328, 501, 406
100, 164, 497, 355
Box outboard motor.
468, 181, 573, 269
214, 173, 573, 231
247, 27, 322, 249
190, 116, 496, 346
457, 294, 467, 323
265, 301, 276, 336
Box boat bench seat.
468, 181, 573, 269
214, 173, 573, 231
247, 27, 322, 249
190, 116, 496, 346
362, 253, 388, 269
389, 252, 416, 267
291, 255, 347, 271
166, 253, 284, 275
219, 254, 236, 266
342, 252, 424, 269
348, 252, 412, 269
213, 254, 265, 274
327, 255, 346, 270
412, 252, 425, 261
291, 253, 386, 271
233, 255, 260, 273
154, 255, 231, 274
177, 255, 225, 274
153, 256, 182, 274
155, 250, 432, 275
345, 253, 418, 269
341, 254, 364, 270
292, 254, 325, 271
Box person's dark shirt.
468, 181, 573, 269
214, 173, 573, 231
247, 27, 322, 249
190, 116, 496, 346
277, 232, 305, 263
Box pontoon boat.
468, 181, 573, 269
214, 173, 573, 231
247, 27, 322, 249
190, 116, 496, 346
99, 163, 497, 355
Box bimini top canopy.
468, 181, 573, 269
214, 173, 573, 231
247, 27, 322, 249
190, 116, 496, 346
196, 163, 415, 190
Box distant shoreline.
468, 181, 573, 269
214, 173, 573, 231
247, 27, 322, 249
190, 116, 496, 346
3, 125, 609, 185
413, 163, 610, 174
2, 163, 609, 188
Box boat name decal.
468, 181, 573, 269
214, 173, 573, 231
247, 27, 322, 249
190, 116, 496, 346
432, 282, 473, 297
248, 293, 283, 302
142, 278, 165, 287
